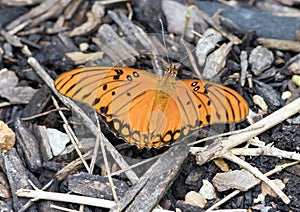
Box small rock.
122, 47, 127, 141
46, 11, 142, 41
281, 91, 292, 100
212, 169, 260, 192
184, 191, 207, 208
249, 46, 274, 75
291, 115, 300, 124
253, 95, 268, 112
288, 60, 300, 75
0, 120, 15, 152
46, 128, 70, 156
79, 42, 89, 51
292, 75, 300, 86
199, 179, 217, 200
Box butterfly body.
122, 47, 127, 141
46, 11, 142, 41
55, 65, 248, 148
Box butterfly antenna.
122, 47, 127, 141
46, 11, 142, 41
178, 33, 214, 65
159, 18, 171, 65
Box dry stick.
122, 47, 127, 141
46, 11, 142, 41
231, 146, 300, 160
89, 112, 101, 174
27, 56, 139, 184
18, 179, 54, 212
96, 115, 119, 203
16, 189, 116, 209
207, 160, 300, 211
55, 151, 93, 182
52, 96, 91, 173
21, 107, 69, 121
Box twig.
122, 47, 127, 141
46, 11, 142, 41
18, 179, 54, 212
27, 56, 139, 184
16, 189, 116, 209
96, 115, 119, 203
89, 111, 100, 174
0, 102, 11, 108
21, 107, 69, 121
52, 96, 91, 173
231, 146, 300, 161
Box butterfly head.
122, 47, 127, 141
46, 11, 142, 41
165, 64, 178, 78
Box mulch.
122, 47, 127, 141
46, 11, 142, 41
0, 0, 299, 211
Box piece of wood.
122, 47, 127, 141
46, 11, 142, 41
111, 143, 189, 212
257, 37, 300, 52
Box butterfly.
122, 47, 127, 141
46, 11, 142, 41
55, 65, 249, 148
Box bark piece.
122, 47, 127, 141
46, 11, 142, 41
162, 0, 208, 40
65, 172, 129, 200
258, 37, 300, 52
15, 119, 42, 172
0, 148, 37, 210
111, 143, 189, 212
93, 24, 138, 66
0, 87, 38, 104
0, 69, 18, 91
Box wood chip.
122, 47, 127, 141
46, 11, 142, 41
257, 37, 300, 52
66, 51, 104, 65
15, 119, 43, 172
162, 0, 208, 40
93, 24, 138, 66
111, 143, 189, 211
202, 41, 234, 80
0, 121, 15, 152
184, 191, 207, 208
0, 69, 18, 91
253, 95, 268, 112
212, 169, 260, 192
66, 172, 129, 200
195, 28, 223, 66
0, 87, 38, 104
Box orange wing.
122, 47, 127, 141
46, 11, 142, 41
173, 79, 248, 136
55, 66, 182, 148
55, 66, 249, 148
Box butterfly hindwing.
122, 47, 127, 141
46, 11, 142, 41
176, 79, 248, 130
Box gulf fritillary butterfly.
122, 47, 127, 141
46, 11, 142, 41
55, 65, 249, 148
